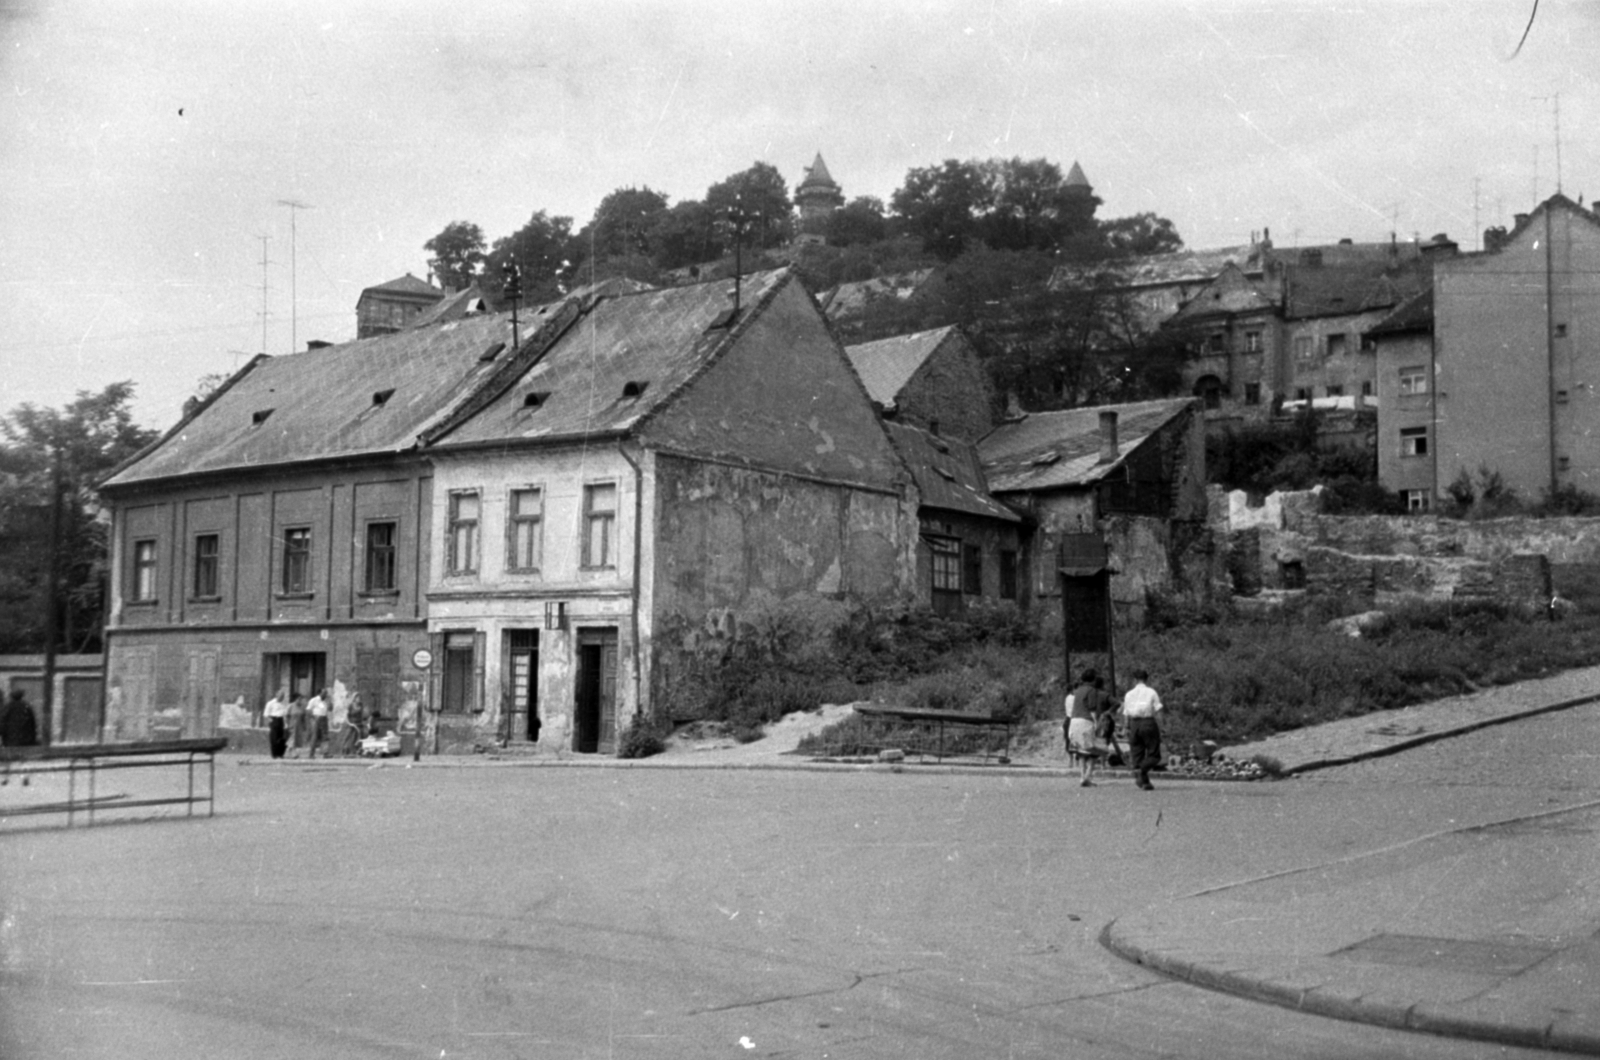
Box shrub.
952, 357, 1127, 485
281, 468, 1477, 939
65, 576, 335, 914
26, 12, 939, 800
616, 713, 667, 759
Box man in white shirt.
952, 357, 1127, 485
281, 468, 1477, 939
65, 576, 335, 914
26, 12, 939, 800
263, 689, 290, 759
306, 688, 331, 759
1120, 668, 1164, 791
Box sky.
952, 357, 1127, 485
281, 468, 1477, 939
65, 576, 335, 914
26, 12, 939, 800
2, 0, 1597, 431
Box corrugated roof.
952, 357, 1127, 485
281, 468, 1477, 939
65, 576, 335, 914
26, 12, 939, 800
105, 310, 528, 487
844, 326, 956, 407
884, 422, 1018, 523
430, 269, 791, 447
979, 398, 1194, 494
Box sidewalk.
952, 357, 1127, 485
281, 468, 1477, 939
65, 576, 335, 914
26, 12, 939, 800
1109, 666, 1600, 1056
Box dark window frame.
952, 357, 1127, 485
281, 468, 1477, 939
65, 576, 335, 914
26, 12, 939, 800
281, 526, 312, 595
962, 543, 982, 596
583, 482, 618, 570
448, 492, 480, 575
131, 538, 158, 603
364, 520, 398, 594
192, 533, 220, 599
507, 487, 544, 573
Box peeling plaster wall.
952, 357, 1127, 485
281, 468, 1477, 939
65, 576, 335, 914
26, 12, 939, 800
649, 454, 913, 717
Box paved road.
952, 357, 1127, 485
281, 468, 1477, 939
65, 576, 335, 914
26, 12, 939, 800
3, 704, 1595, 1059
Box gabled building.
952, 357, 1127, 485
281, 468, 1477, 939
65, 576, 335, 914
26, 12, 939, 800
1163, 261, 1279, 410
845, 326, 995, 442
883, 423, 1022, 615
1433, 194, 1600, 500
101, 269, 916, 754
356, 273, 447, 338
979, 398, 1206, 608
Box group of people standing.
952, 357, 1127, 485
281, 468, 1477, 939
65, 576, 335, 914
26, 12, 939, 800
1064, 667, 1164, 790
262, 687, 344, 759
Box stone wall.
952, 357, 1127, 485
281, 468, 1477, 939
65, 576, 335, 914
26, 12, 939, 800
1217, 486, 1563, 607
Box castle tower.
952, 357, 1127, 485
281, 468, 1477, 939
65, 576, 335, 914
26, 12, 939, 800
1064, 160, 1093, 198
795, 152, 845, 243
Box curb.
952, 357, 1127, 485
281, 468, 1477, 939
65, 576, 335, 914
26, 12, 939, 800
1099, 919, 1595, 1055
1281, 690, 1600, 775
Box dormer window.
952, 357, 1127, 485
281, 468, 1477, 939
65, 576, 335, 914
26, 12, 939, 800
707, 308, 740, 330
371, 389, 395, 407
1030, 451, 1060, 466
252, 409, 274, 426
479, 342, 506, 362
522, 391, 550, 410
621, 381, 648, 400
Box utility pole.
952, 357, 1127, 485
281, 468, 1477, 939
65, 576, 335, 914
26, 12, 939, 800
41, 442, 62, 748
277, 200, 311, 354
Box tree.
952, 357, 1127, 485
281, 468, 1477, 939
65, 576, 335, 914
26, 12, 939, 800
0, 383, 158, 653
483, 211, 574, 306
979, 157, 1100, 253
706, 162, 792, 250
891, 159, 992, 261
1100, 212, 1184, 257
651, 199, 722, 271
827, 196, 889, 247
578, 186, 670, 262
423, 221, 486, 290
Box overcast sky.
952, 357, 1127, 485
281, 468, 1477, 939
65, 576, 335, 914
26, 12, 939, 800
3, 0, 1596, 430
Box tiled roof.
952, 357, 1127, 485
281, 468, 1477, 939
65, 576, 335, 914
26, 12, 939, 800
429, 270, 791, 447
1051, 244, 1259, 292
799, 152, 838, 190
408, 284, 489, 329
820, 269, 934, 319
1065, 161, 1092, 190
884, 422, 1018, 523
1282, 259, 1430, 320
360, 273, 444, 299
1365, 287, 1433, 337
979, 398, 1194, 494
105, 310, 528, 487
844, 326, 957, 407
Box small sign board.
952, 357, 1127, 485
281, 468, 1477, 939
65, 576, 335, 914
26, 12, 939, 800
411, 648, 433, 671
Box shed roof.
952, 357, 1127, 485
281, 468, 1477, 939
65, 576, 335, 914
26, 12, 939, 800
979, 398, 1194, 494
844, 326, 957, 408
883, 422, 1018, 523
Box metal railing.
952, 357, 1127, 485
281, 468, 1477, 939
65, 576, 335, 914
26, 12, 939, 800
0, 738, 226, 827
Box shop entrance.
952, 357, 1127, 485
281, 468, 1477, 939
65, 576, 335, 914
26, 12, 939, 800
506, 630, 539, 742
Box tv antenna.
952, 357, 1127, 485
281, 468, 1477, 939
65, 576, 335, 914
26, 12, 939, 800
256, 234, 271, 356
277, 199, 312, 353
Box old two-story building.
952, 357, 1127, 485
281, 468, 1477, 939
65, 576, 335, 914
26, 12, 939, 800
1432, 194, 1600, 501
1365, 287, 1437, 509
978, 398, 1208, 612
355, 273, 448, 338
101, 268, 918, 754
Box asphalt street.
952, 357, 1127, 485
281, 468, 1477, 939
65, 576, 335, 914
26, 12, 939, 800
2, 702, 1596, 1059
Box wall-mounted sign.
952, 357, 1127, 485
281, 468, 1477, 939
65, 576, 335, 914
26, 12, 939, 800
411, 648, 433, 671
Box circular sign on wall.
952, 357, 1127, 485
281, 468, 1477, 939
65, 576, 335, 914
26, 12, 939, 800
411, 648, 434, 670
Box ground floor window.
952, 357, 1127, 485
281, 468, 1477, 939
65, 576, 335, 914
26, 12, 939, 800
1404, 489, 1431, 512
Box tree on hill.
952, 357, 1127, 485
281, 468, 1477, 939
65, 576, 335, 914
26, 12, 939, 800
827, 196, 889, 247
578, 185, 670, 261
483, 210, 575, 305
706, 162, 792, 250
0, 382, 158, 653
891, 159, 993, 261
424, 220, 487, 290
1100, 211, 1184, 257
651, 200, 723, 272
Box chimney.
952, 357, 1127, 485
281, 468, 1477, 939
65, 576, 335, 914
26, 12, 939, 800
1098, 410, 1119, 464
1514, 213, 1530, 230
1483, 225, 1508, 253
306, 339, 332, 351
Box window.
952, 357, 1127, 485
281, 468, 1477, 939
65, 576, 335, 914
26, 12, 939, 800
131, 539, 157, 602
1204, 332, 1225, 354
1554, 323, 1568, 338
1327, 333, 1348, 357
962, 544, 982, 595
448, 493, 480, 574
192, 533, 219, 598
1244, 383, 1261, 405
365, 522, 397, 593
929, 537, 960, 592
1361, 380, 1374, 398
507, 488, 543, 572
1000, 550, 1018, 600
1244, 331, 1262, 352
282, 527, 312, 594
1405, 489, 1431, 512
1294, 387, 1312, 402
583, 483, 618, 569
1325, 384, 1344, 398
1293, 335, 1314, 361
1399, 366, 1428, 396
1400, 427, 1429, 457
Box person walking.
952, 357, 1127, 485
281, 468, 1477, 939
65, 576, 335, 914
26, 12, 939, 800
1120, 668, 1165, 791
263, 689, 290, 759
306, 688, 331, 759
1064, 668, 1108, 786
1, 688, 40, 748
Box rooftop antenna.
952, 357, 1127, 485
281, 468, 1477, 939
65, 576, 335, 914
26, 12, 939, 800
277, 199, 312, 353
1473, 178, 1482, 250
256, 234, 271, 356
